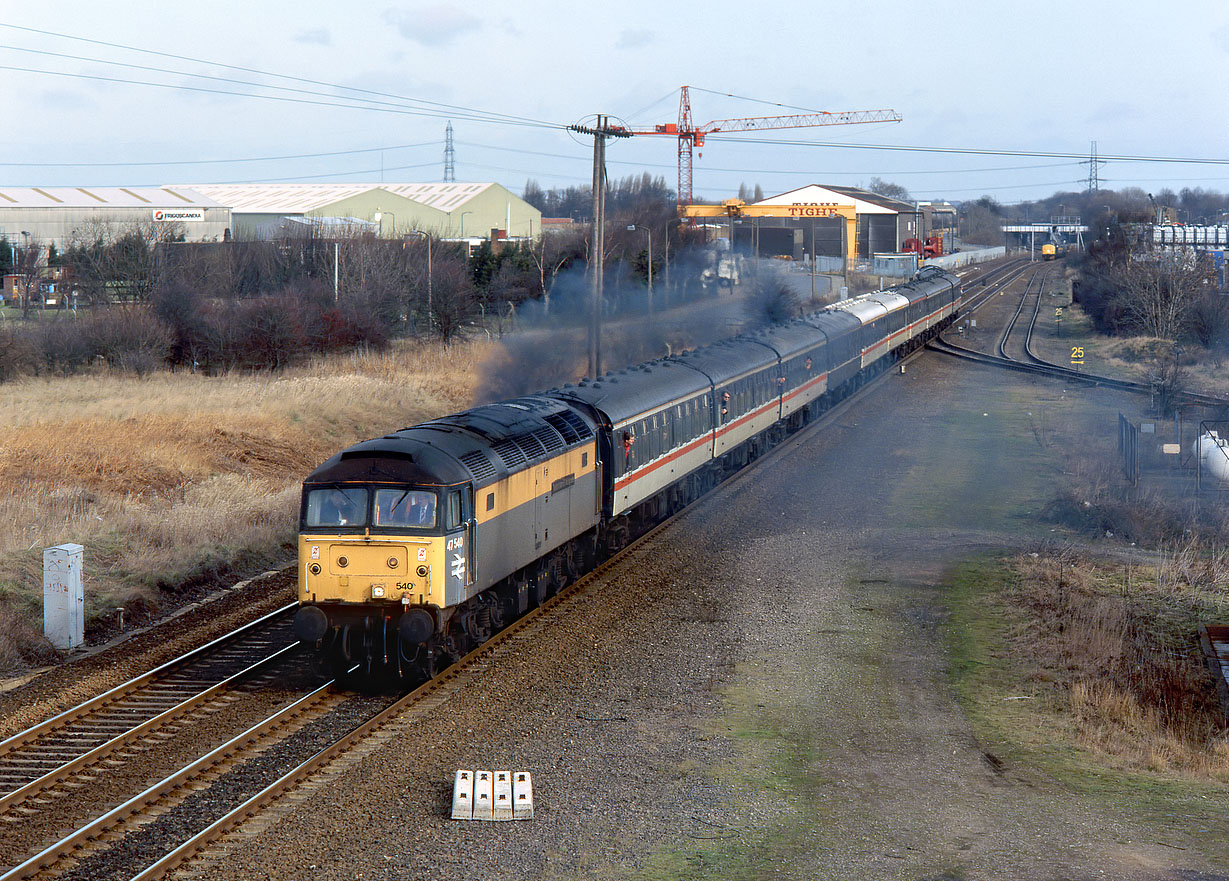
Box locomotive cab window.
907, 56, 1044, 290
304, 487, 368, 529
374, 488, 436, 528
444, 491, 462, 531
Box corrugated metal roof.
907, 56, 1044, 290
0, 186, 222, 208
377, 183, 494, 212
824, 185, 914, 213
178, 183, 498, 214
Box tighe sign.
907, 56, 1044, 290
152, 208, 205, 222
786, 203, 845, 217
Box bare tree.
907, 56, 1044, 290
1114, 253, 1212, 339
428, 259, 478, 344
869, 177, 910, 201
529, 228, 588, 314
13, 237, 46, 319
65, 217, 186, 305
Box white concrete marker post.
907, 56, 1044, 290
43, 543, 84, 650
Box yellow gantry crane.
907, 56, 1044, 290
680, 198, 859, 276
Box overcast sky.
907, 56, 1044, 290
2, 1, 1227, 207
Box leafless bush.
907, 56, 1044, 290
0, 600, 57, 676
1014, 550, 1228, 771
1043, 448, 1204, 543
84, 307, 173, 376
0, 323, 38, 381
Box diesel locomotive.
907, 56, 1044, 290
294, 266, 962, 679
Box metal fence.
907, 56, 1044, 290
1119, 413, 1138, 485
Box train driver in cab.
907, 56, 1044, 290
315, 488, 363, 527
375, 489, 436, 528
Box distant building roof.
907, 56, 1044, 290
177, 182, 503, 214
0, 186, 222, 208
755, 184, 903, 215
376, 183, 503, 212
822, 185, 914, 213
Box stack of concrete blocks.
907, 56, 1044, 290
451, 770, 534, 821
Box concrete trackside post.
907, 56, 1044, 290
43, 543, 84, 650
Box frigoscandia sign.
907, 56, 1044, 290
151, 209, 205, 222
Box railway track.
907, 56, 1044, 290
930, 262, 1229, 410
0, 604, 300, 809
0, 604, 310, 877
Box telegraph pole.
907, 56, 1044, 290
570, 115, 629, 378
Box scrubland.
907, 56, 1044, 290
0, 341, 481, 674
1009, 545, 1229, 779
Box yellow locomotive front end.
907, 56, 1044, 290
300, 486, 446, 608
295, 481, 475, 677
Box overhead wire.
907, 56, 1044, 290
0, 142, 439, 168
161, 160, 443, 187
3, 30, 1223, 197
0, 23, 564, 130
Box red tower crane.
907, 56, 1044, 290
623, 86, 902, 205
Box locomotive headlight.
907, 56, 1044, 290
416, 565, 429, 578
308, 563, 321, 576
337, 555, 349, 568
387, 556, 399, 569
372, 585, 385, 598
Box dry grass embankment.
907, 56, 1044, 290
1009, 545, 1229, 779
0, 340, 484, 675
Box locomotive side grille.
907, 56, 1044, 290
459, 450, 497, 482
553, 409, 594, 441
532, 426, 565, 455
515, 432, 547, 459
491, 439, 527, 469
543, 412, 582, 443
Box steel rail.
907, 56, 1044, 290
0, 601, 298, 762
0, 682, 340, 881
930, 264, 1229, 409
0, 641, 300, 815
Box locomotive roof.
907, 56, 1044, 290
304, 436, 473, 488
305, 395, 597, 490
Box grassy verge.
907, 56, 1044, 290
943, 552, 1229, 859
0, 340, 483, 674
609, 670, 820, 881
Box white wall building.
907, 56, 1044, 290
0, 187, 231, 249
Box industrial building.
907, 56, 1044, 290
180, 182, 542, 241
0, 181, 542, 251
746, 184, 921, 261
0, 187, 231, 250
